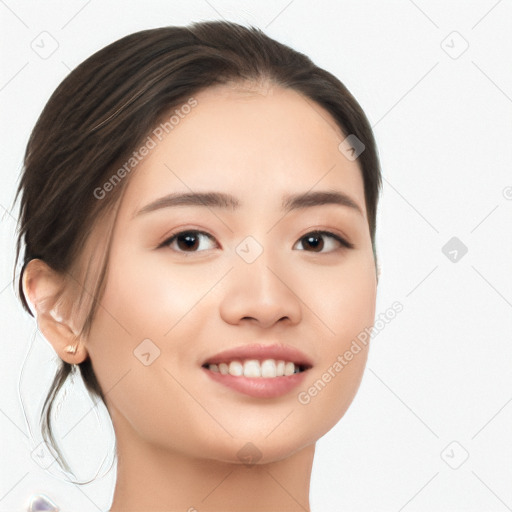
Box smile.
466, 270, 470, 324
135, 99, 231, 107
201, 359, 312, 399
202, 359, 309, 378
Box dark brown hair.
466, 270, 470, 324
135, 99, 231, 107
13, 20, 382, 472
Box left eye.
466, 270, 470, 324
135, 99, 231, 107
293, 230, 353, 253
161, 230, 218, 253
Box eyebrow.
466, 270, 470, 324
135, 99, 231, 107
134, 190, 363, 217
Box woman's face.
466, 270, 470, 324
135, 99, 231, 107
84, 82, 377, 463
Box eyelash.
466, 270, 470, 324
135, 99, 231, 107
158, 229, 354, 254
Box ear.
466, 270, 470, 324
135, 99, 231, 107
22, 259, 89, 364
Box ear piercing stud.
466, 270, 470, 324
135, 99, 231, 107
64, 344, 78, 355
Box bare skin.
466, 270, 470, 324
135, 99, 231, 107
23, 81, 377, 511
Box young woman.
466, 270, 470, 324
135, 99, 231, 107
16, 20, 382, 511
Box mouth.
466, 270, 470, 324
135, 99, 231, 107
201, 343, 313, 378
201, 360, 312, 377
200, 344, 313, 398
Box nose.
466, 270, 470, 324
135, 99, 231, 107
219, 249, 302, 329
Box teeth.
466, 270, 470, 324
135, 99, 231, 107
243, 360, 261, 378
229, 361, 243, 376
284, 362, 295, 376
207, 359, 303, 378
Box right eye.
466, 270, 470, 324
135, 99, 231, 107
159, 230, 219, 253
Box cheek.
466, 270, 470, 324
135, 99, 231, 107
85, 248, 220, 394
291, 254, 376, 433
84, 256, 218, 450
294, 251, 377, 340
98, 247, 216, 340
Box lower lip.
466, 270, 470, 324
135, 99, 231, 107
201, 367, 309, 398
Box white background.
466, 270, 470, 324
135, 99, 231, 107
1, 1, 511, 511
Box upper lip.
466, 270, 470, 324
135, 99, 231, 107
202, 343, 313, 369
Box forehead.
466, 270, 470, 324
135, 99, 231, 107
118, 83, 366, 219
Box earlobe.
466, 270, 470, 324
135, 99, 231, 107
22, 259, 88, 364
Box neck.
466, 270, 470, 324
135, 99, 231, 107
108, 407, 315, 512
